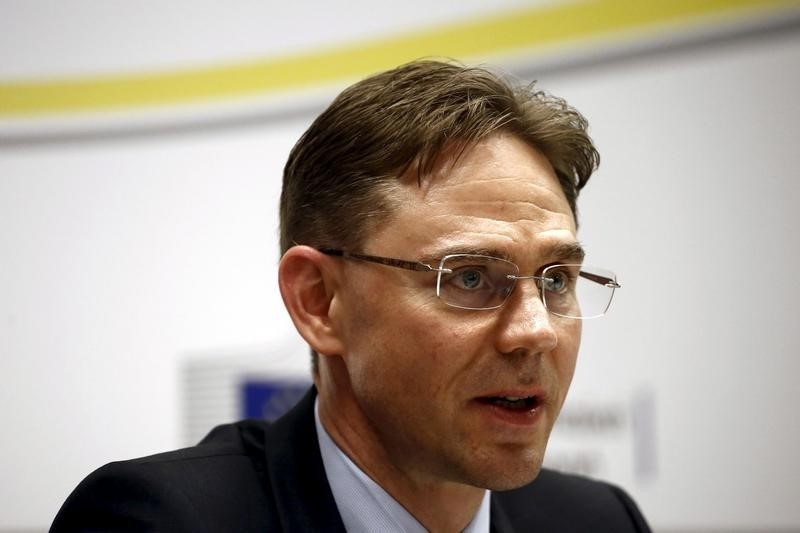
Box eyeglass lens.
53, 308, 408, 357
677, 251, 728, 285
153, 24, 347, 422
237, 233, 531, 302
436, 255, 517, 310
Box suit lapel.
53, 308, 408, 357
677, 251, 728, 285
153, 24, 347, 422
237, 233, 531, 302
490, 494, 515, 533
263, 387, 347, 532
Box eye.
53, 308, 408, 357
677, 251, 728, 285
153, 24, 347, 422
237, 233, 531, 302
542, 270, 572, 294
448, 267, 488, 290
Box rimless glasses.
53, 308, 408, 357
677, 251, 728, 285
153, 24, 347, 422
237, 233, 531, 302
319, 249, 620, 319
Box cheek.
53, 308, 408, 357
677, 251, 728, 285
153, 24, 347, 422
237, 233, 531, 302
423, 319, 489, 363
358, 315, 480, 400
344, 306, 429, 387
556, 321, 581, 386
342, 273, 494, 385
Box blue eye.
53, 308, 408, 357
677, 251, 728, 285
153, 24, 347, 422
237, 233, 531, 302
543, 271, 570, 293
457, 268, 484, 289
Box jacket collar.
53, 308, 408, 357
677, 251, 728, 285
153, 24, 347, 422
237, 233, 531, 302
263, 386, 347, 532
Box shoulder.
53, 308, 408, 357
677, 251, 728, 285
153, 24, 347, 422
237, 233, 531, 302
492, 468, 651, 533
51, 420, 277, 532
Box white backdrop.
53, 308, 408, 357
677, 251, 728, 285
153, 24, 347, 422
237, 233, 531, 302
2, 2, 799, 531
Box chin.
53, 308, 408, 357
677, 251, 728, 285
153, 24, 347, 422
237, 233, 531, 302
462, 452, 544, 491
483, 463, 542, 491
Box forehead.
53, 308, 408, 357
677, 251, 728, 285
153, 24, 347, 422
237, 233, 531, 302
375, 133, 578, 262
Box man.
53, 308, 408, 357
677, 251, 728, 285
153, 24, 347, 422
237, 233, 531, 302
52, 60, 650, 532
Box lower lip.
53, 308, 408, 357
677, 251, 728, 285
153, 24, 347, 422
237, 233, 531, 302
473, 399, 543, 427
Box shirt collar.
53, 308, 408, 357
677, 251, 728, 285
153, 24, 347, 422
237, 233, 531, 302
315, 398, 491, 533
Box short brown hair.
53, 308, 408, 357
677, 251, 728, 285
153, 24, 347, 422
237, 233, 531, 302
280, 59, 598, 255
279, 60, 599, 370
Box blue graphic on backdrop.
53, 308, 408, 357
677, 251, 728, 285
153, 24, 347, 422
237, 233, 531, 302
241, 379, 311, 421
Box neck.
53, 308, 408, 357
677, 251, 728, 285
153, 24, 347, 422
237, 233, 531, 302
315, 361, 486, 532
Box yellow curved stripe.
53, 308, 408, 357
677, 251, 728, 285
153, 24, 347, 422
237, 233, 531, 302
0, 0, 795, 117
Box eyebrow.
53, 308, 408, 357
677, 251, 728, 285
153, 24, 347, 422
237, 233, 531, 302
545, 241, 586, 263
419, 246, 512, 263
420, 241, 586, 264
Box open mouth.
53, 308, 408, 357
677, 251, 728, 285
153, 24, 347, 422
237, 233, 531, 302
478, 396, 540, 411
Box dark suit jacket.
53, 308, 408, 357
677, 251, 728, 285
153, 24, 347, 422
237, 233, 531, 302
52, 388, 651, 532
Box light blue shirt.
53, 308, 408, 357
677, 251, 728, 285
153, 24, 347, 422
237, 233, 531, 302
315, 399, 491, 533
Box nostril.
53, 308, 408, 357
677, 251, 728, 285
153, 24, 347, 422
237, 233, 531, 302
503, 347, 530, 358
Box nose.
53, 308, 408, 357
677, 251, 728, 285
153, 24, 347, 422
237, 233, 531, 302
494, 279, 559, 356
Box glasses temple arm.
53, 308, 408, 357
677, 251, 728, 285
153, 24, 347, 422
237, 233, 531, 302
318, 249, 433, 272
579, 270, 621, 288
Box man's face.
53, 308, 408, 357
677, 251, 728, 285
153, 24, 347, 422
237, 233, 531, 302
333, 132, 581, 490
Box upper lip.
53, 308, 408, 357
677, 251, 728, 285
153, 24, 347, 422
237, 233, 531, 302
477, 388, 547, 401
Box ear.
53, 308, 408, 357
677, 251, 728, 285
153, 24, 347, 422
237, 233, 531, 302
278, 246, 346, 357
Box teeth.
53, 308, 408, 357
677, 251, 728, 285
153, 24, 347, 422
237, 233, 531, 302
488, 396, 536, 410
